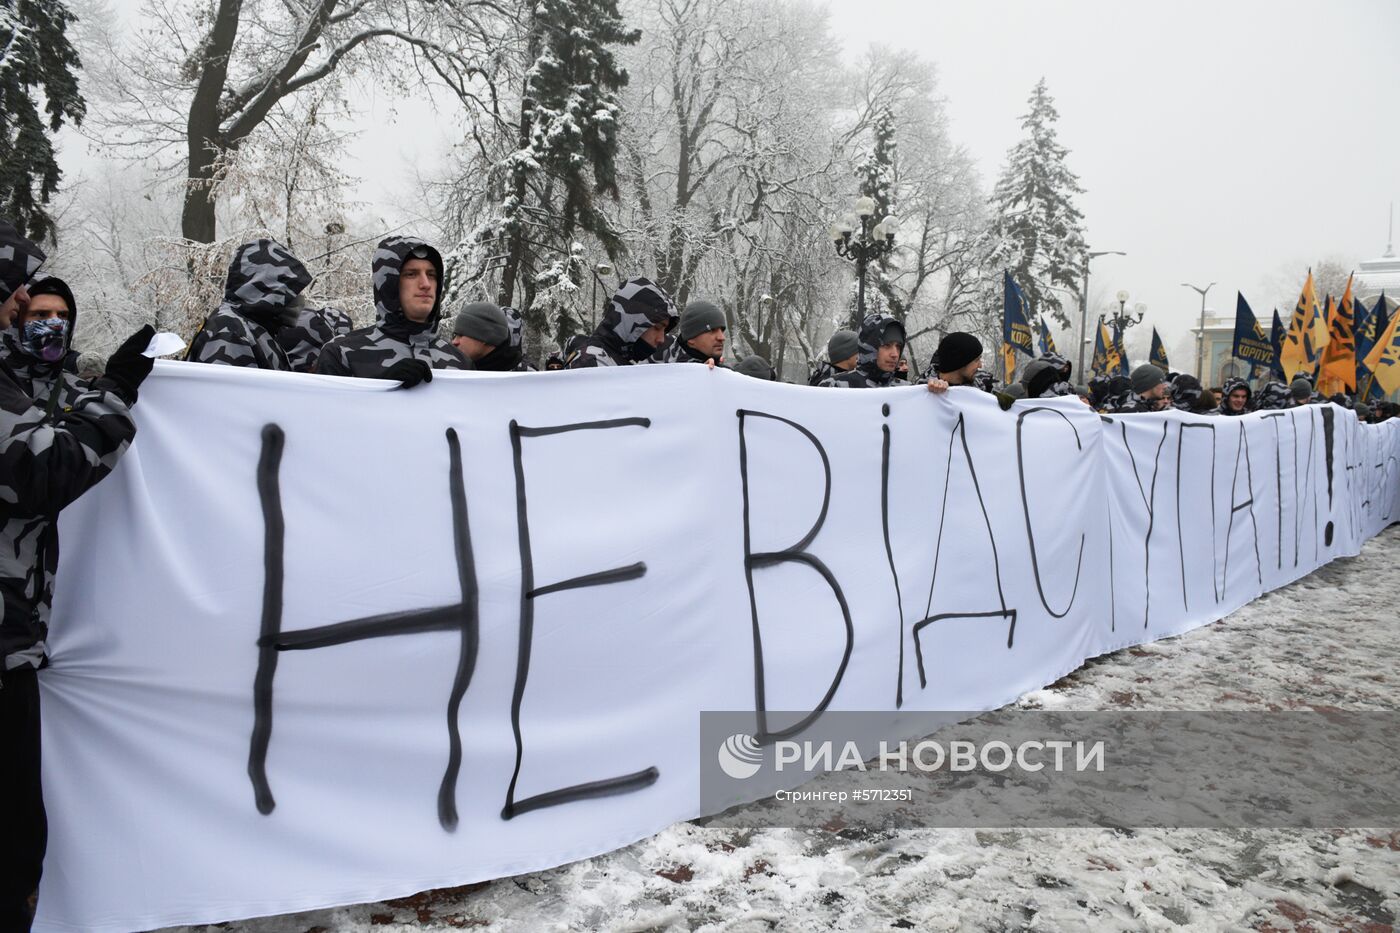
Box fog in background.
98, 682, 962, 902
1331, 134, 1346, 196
67, 0, 1399, 362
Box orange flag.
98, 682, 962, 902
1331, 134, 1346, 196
1318, 274, 1357, 394
1279, 270, 1319, 381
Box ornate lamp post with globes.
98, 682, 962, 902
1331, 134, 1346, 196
829, 195, 895, 327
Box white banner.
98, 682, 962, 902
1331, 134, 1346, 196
36, 363, 1400, 931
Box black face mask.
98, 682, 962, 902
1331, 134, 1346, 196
629, 336, 660, 361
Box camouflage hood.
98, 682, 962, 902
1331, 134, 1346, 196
219, 239, 312, 331
1218, 377, 1252, 415
856, 312, 905, 367
0, 219, 45, 303
596, 277, 677, 361
1040, 351, 1072, 382
1170, 374, 1203, 411
372, 236, 445, 335
1254, 380, 1291, 411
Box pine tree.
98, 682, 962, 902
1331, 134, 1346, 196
490, 0, 640, 342
983, 78, 1085, 328
0, 0, 85, 243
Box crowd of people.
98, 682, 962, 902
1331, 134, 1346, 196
1, 227, 1396, 929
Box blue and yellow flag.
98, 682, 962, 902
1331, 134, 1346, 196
1270, 308, 1285, 379
1355, 294, 1375, 395
1232, 293, 1275, 373
1037, 318, 1057, 356
1091, 321, 1111, 377
1359, 295, 1391, 400
1003, 272, 1035, 359
1149, 327, 1169, 371
1362, 297, 1400, 396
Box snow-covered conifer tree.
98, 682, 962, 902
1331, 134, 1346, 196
983, 78, 1086, 328
0, 0, 85, 242
489, 0, 639, 347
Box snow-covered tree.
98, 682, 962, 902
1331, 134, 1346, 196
88, 0, 507, 244
0, 0, 85, 242
983, 78, 1086, 328
484, 0, 639, 334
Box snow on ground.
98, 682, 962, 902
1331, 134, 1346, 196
161, 526, 1400, 933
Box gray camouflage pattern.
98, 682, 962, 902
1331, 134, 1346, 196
188, 239, 312, 371
567, 277, 676, 368
316, 237, 470, 378
0, 228, 137, 671
276, 305, 355, 373
819, 313, 905, 388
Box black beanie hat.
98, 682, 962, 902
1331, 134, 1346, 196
452, 301, 509, 346
26, 274, 76, 318
936, 332, 982, 372
680, 299, 727, 340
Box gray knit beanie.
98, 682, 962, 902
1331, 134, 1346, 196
1130, 363, 1166, 394
1289, 377, 1313, 401
734, 355, 776, 380
452, 301, 509, 346
827, 329, 861, 362
679, 300, 727, 340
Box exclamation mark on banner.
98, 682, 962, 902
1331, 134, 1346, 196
1321, 408, 1335, 547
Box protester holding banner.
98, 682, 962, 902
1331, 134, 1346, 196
930, 331, 983, 387
567, 277, 677, 368
316, 237, 470, 385
1, 275, 86, 412
656, 300, 727, 368
0, 220, 156, 933
188, 239, 313, 371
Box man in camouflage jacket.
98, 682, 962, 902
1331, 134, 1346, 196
566, 277, 677, 368
187, 239, 313, 371
819, 313, 907, 388
0, 220, 153, 932
0, 274, 86, 413
316, 237, 469, 384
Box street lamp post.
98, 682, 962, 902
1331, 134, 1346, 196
830, 195, 895, 328
1181, 281, 1215, 381
589, 261, 613, 328
1103, 290, 1145, 369
1077, 249, 1126, 377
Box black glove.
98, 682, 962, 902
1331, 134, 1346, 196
98, 325, 157, 405
384, 358, 433, 389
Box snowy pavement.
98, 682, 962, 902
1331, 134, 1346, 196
160, 525, 1400, 932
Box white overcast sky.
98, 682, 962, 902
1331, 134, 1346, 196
823, 0, 1400, 348
80, 0, 1399, 351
